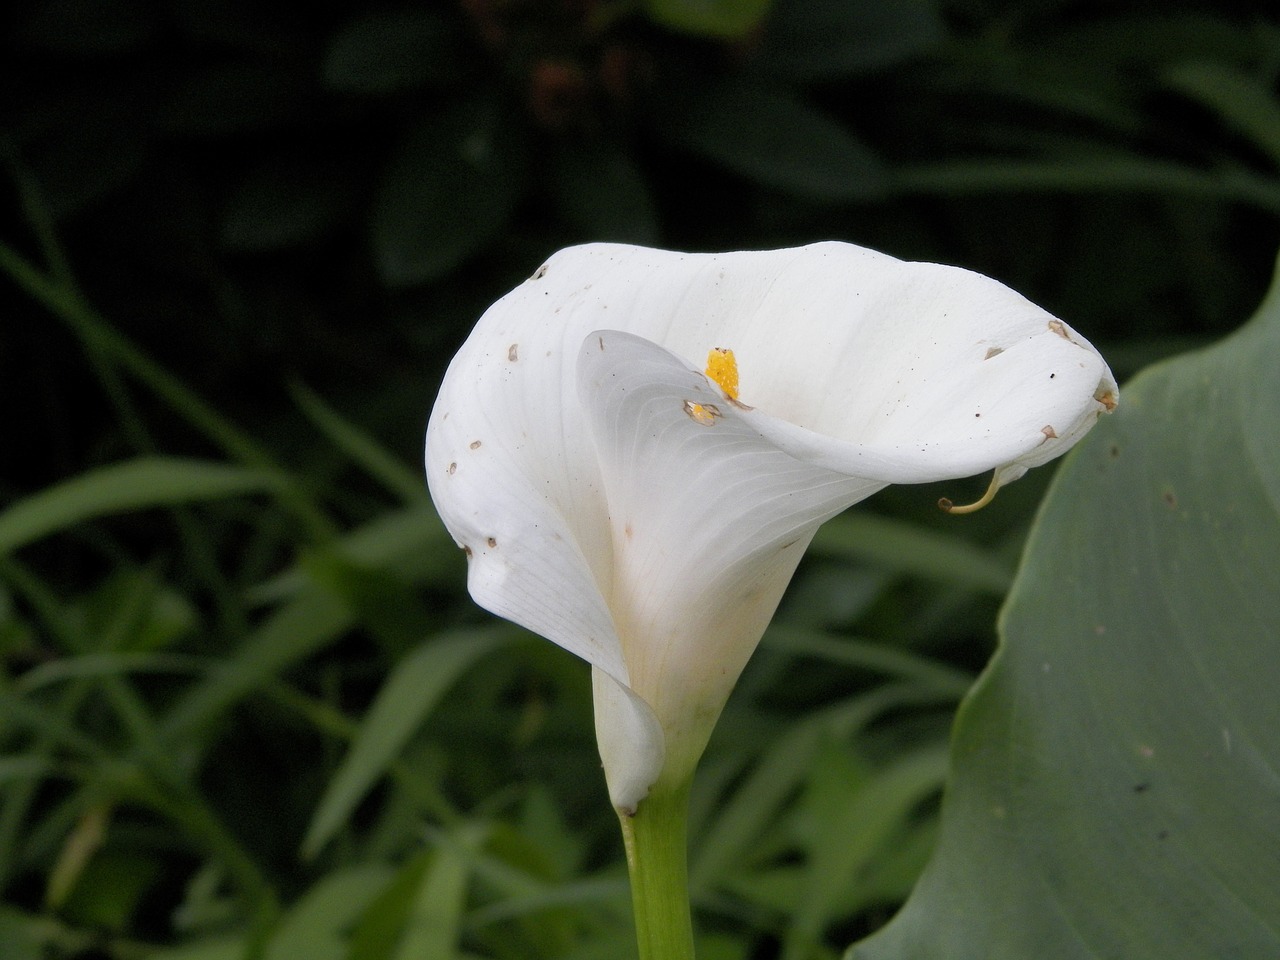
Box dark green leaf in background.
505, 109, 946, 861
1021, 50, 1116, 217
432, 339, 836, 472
549, 140, 662, 245
850, 258, 1280, 958
371, 99, 527, 288
644, 0, 773, 38
221, 156, 354, 252
1163, 60, 1280, 168
755, 0, 945, 80
322, 9, 466, 95
670, 80, 888, 202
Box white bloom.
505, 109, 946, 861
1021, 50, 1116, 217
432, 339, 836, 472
426, 242, 1116, 813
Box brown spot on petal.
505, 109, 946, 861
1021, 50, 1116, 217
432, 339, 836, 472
532, 264, 548, 280
508, 343, 519, 361
470, 440, 482, 450
1041, 425, 1058, 442
624, 522, 634, 540
447, 462, 457, 475
463, 545, 473, 558
487, 536, 498, 548
1048, 320, 1070, 339
984, 346, 1003, 359
1095, 388, 1118, 412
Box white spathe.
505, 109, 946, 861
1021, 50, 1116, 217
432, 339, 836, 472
425, 242, 1117, 813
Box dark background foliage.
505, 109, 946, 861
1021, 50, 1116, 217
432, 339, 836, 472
6, 0, 1278, 493
2, 0, 1278, 957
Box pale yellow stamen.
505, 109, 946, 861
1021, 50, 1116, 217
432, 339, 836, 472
683, 399, 722, 426
705, 347, 739, 400
938, 472, 1001, 515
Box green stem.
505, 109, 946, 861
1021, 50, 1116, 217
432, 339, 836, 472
618, 781, 696, 960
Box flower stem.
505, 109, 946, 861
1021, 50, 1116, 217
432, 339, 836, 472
618, 781, 696, 960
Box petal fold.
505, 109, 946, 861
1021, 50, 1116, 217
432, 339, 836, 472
579, 330, 879, 790
425, 241, 1117, 812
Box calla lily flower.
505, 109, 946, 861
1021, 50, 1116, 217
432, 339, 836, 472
426, 242, 1116, 814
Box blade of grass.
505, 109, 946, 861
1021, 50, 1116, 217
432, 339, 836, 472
158, 583, 354, 744
302, 626, 522, 858
249, 505, 459, 606
289, 380, 428, 506
390, 825, 486, 960
762, 624, 974, 697
0, 242, 334, 541
691, 683, 959, 897
783, 744, 948, 960
0, 457, 276, 556
809, 512, 1013, 597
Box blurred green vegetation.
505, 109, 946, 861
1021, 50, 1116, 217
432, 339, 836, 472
1, 0, 1278, 957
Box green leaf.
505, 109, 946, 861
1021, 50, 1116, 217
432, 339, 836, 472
322, 9, 464, 94
756, 0, 944, 79
644, 0, 772, 38
0, 457, 275, 555
265, 865, 395, 960
302, 628, 520, 857
1164, 60, 1280, 167
371, 98, 526, 287
850, 258, 1280, 957
670, 80, 887, 201
389, 825, 486, 960
549, 140, 661, 245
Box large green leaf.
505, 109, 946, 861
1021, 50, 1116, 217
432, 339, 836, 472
850, 257, 1280, 958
